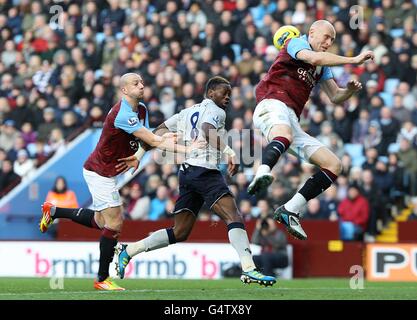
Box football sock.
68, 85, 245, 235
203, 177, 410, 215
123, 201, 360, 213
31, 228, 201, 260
98, 227, 119, 282
285, 169, 338, 214
126, 228, 172, 257
262, 136, 290, 170
52, 207, 100, 229
227, 222, 256, 272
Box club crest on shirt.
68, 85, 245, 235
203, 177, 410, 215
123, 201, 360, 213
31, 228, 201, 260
128, 117, 139, 126
213, 115, 219, 126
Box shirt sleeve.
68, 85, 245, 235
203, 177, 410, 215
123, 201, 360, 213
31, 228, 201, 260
139, 102, 150, 129
145, 111, 149, 129
114, 109, 143, 134
164, 113, 179, 132
287, 37, 311, 60
320, 66, 334, 82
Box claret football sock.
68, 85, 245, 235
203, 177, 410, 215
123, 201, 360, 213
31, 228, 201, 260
298, 169, 338, 202
262, 136, 290, 169
285, 169, 338, 214
98, 227, 119, 282
53, 207, 100, 229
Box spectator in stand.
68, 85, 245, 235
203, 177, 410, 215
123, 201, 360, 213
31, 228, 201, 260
239, 199, 254, 221
148, 185, 169, 221
303, 198, 330, 220
45, 176, 79, 208
337, 183, 370, 241
251, 212, 289, 276
0, 120, 19, 152
378, 107, 400, 155
125, 182, 150, 220
407, 197, 417, 221
352, 109, 370, 144
37, 108, 60, 142
398, 138, 417, 196
0, 159, 21, 196
320, 185, 339, 221
13, 149, 34, 179
360, 169, 385, 238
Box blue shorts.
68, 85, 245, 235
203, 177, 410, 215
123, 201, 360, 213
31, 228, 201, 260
173, 164, 233, 216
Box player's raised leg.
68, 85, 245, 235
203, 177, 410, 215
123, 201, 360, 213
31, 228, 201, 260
248, 100, 292, 195
39, 202, 103, 233
274, 146, 342, 240
212, 195, 276, 286
115, 211, 196, 279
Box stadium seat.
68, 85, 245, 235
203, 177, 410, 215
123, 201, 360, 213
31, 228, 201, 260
344, 143, 365, 167
232, 44, 242, 63
388, 142, 400, 154
95, 33, 106, 44
116, 32, 125, 40
384, 78, 400, 95
379, 92, 393, 107
94, 69, 104, 79
390, 28, 404, 38
13, 34, 22, 44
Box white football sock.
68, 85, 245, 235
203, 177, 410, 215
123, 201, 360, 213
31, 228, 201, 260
256, 164, 271, 176
228, 227, 256, 272
126, 229, 170, 257
284, 192, 307, 214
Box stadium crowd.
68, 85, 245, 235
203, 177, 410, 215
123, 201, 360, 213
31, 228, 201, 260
0, 0, 417, 241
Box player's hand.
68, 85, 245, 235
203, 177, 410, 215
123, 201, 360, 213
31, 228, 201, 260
187, 138, 207, 154
116, 155, 139, 175
161, 132, 177, 143
227, 155, 238, 177
353, 51, 374, 64
346, 79, 362, 92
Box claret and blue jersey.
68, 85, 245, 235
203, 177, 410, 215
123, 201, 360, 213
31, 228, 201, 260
84, 98, 149, 177
287, 35, 333, 83
255, 34, 334, 118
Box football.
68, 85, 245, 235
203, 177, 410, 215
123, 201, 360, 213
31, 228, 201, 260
273, 25, 301, 50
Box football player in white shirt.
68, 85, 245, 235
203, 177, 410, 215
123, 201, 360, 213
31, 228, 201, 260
114, 76, 276, 286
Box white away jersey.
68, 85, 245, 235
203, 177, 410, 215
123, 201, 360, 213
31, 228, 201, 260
164, 99, 226, 170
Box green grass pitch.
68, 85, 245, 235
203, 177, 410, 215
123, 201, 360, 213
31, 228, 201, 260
0, 278, 416, 300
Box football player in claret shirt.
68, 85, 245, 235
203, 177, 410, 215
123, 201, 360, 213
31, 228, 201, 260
39, 73, 202, 290
247, 20, 374, 240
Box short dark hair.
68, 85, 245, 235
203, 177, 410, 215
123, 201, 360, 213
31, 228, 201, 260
205, 76, 230, 95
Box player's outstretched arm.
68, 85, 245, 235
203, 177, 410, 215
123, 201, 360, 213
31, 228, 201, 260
115, 124, 175, 175
296, 49, 374, 67
321, 78, 362, 104
202, 122, 238, 176
135, 121, 206, 155
137, 123, 171, 151
132, 126, 182, 152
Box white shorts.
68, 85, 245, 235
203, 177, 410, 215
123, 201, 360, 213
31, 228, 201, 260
253, 99, 325, 161
83, 168, 122, 212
